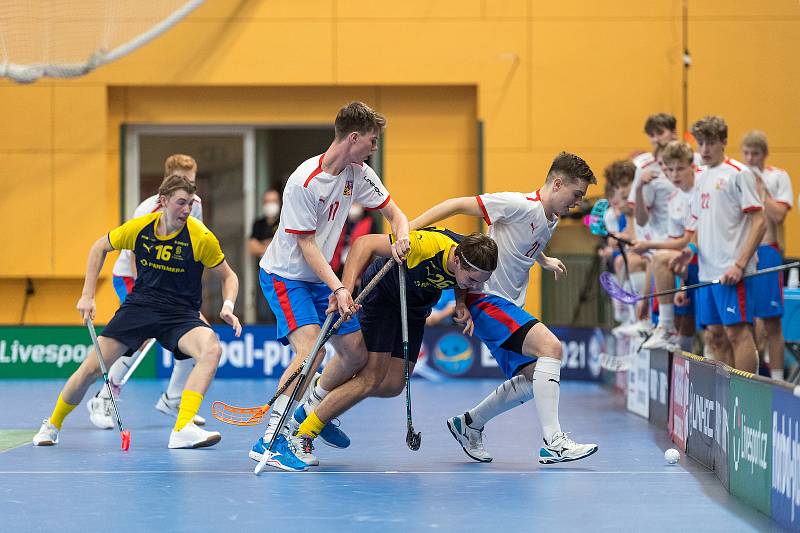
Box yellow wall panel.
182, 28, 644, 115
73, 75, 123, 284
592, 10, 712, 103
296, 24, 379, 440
337, 1, 482, 19
336, 20, 527, 85
0, 86, 52, 151
0, 154, 53, 277
529, 18, 682, 151
0, 278, 118, 325
485, 1, 528, 18
195, 0, 335, 20
53, 86, 107, 151
691, 0, 799, 19
380, 86, 477, 151
530, 0, 678, 19
52, 152, 110, 276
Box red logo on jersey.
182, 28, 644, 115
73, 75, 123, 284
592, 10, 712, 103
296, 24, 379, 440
700, 192, 711, 209
343, 180, 353, 196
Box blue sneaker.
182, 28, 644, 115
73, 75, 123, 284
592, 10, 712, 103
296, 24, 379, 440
249, 435, 308, 472
293, 404, 351, 449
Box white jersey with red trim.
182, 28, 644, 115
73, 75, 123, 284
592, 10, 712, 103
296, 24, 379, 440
261, 154, 390, 282
666, 186, 694, 239
475, 190, 558, 307
627, 158, 674, 242
112, 193, 203, 278
758, 165, 794, 209
686, 158, 763, 281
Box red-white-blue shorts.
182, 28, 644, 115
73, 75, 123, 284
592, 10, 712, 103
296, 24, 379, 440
696, 278, 755, 327
753, 243, 784, 319
260, 269, 360, 345
467, 293, 538, 379
112, 276, 135, 303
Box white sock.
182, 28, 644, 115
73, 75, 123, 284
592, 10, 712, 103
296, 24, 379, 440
533, 357, 562, 443
659, 304, 674, 331
467, 374, 534, 429
265, 394, 290, 438
679, 335, 694, 352
305, 375, 329, 412
772, 368, 785, 381
98, 350, 142, 399
166, 357, 195, 399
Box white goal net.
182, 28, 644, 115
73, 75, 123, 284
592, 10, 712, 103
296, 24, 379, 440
0, 0, 204, 83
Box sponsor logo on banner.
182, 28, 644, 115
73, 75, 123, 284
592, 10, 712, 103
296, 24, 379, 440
670, 356, 690, 451
771, 388, 800, 528
0, 326, 157, 378
627, 347, 649, 418
729, 376, 772, 516
713, 368, 730, 490
647, 348, 670, 427
686, 359, 715, 469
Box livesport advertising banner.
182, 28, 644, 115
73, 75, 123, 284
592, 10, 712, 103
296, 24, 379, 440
728, 375, 772, 517
157, 324, 606, 381
0, 326, 157, 378
686, 358, 716, 470
771, 387, 800, 530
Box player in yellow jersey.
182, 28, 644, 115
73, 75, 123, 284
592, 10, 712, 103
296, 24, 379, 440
289, 228, 498, 467
33, 174, 242, 449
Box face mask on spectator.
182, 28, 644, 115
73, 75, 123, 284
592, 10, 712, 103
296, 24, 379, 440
263, 202, 280, 218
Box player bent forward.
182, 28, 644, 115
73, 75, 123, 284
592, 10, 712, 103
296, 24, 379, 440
33, 175, 242, 449
412, 151, 599, 464
292, 229, 498, 462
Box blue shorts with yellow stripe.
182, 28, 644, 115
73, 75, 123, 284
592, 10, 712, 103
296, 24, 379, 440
467, 293, 538, 379
260, 269, 360, 345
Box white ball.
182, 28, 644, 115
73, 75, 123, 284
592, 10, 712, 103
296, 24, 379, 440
664, 448, 680, 464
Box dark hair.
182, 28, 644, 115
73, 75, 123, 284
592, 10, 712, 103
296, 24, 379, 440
603, 160, 635, 188
644, 113, 677, 136
456, 233, 498, 272
158, 174, 196, 198
334, 101, 387, 140
691, 115, 728, 143
546, 151, 597, 185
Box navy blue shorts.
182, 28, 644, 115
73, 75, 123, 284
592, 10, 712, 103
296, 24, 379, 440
100, 302, 210, 360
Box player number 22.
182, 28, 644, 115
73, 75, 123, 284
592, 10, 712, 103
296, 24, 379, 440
155, 244, 172, 261
327, 201, 340, 221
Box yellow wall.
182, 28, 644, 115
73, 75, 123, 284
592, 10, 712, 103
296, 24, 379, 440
1, 0, 798, 324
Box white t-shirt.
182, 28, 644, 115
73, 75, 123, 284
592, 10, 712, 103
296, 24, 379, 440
627, 159, 674, 242
603, 206, 622, 234
261, 154, 390, 282
112, 194, 203, 278
759, 165, 794, 209
667, 186, 694, 239
686, 158, 763, 281
476, 190, 558, 307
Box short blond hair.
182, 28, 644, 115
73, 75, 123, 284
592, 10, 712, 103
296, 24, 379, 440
661, 141, 694, 165
164, 154, 197, 176
741, 130, 768, 155
158, 174, 196, 198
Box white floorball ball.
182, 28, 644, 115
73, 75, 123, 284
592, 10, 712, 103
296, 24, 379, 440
665, 448, 680, 464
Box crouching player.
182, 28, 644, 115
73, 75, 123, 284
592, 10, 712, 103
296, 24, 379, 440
33, 175, 241, 449
290, 229, 498, 467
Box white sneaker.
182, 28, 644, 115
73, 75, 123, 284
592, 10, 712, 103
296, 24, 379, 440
168, 422, 221, 449
539, 432, 598, 464
612, 319, 653, 339
155, 393, 207, 426
446, 415, 493, 462
32, 419, 59, 446
290, 433, 319, 466
87, 396, 114, 429
641, 325, 680, 352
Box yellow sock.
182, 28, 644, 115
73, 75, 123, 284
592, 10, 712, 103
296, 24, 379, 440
174, 390, 203, 432
296, 411, 325, 438
49, 393, 77, 430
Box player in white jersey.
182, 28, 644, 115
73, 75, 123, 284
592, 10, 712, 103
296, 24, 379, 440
741, 130, 793, 380
87, 154, 207, 429
411, 152, 598, 465
673, 116, 765, 372
636, 141, 698, 352
250, 102, 410, 472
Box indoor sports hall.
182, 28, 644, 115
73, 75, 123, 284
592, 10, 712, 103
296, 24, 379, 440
1, 2, 799, 532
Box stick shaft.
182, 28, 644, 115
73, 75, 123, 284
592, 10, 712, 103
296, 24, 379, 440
85, 319, 126, 433
118, 338, 157, 387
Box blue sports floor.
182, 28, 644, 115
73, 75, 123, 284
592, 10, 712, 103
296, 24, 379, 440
0, 379, 786, 532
